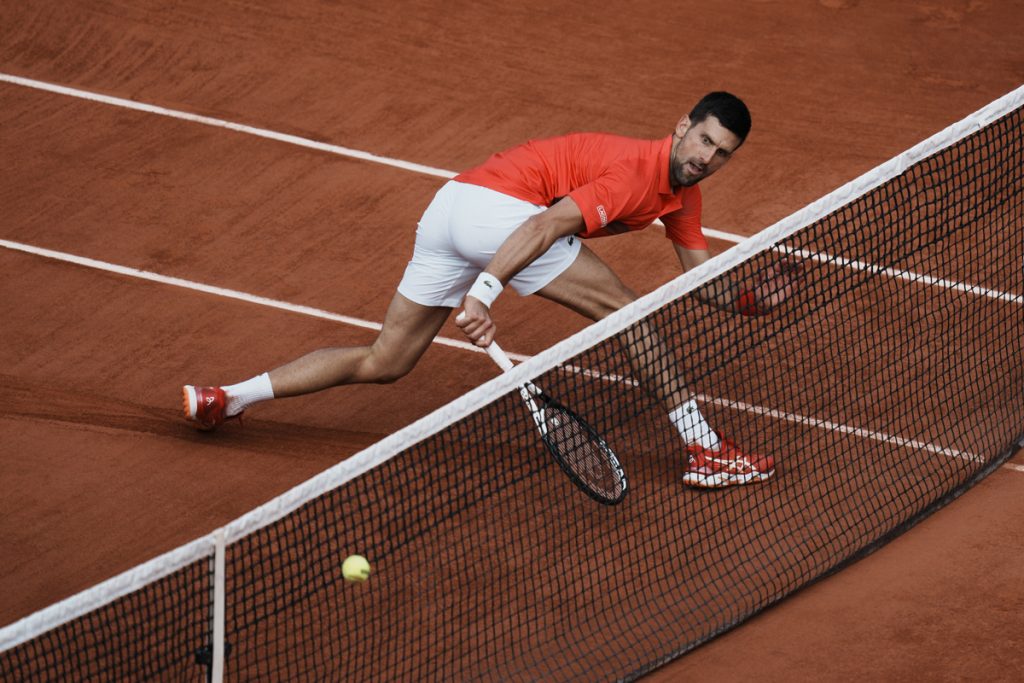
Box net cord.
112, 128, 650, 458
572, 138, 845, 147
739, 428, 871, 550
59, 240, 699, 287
1, 83, 1020, 654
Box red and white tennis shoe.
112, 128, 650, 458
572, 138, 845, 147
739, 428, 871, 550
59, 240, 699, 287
683, 435, 775, 488
182, 385, 240, 431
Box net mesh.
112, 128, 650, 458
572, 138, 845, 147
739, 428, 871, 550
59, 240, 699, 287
2, 90, 1022, 681
0, 557, 210, 681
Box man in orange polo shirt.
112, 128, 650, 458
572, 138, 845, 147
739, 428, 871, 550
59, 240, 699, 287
183, 91, 801, 488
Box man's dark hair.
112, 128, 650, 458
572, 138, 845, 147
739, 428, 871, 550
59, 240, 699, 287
689, 91, 751, 143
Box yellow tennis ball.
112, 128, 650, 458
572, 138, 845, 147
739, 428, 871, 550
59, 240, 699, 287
342, 554, 371, 582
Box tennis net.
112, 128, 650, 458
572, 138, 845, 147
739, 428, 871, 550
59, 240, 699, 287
2, 85, 1022, 681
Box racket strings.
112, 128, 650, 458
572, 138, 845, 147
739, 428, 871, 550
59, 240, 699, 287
543, 407, 625, 499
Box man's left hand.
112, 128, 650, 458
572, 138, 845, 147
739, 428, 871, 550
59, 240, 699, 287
753, 257, 805, 311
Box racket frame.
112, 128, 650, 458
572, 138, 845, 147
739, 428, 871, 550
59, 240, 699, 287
482, 340, 627, 505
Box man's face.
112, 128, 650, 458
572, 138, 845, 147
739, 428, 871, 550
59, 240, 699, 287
670, 115, 742, 187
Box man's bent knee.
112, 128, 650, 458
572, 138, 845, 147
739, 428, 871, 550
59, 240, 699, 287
359, 345, 420, 384
372, 367, 411, 384
361, 358, 415, 384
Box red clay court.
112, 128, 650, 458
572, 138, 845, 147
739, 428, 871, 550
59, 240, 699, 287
1, 1, 1023, 680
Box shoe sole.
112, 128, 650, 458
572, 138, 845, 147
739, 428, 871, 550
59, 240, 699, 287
683, 469, 775, 489
182, 385, 217, 431
182, 385, 199, 420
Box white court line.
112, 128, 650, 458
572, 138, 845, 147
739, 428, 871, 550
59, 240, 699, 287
0, 74, 459, 181
699, 394, 984, 463
778, 246, 1023, 305
0, 237, 525, 361
557, 365, 987, 464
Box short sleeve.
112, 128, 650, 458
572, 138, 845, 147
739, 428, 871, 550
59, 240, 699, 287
661, 186, 706, 250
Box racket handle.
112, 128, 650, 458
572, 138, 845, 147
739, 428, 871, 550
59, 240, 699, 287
455, 311, 515, 372
483, 341, 515, 372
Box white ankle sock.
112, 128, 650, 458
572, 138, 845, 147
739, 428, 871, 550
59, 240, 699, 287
223, 373, 275, 417
669, 399, 721, 451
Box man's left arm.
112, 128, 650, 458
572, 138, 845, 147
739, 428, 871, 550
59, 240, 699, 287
673, 243, 803, 316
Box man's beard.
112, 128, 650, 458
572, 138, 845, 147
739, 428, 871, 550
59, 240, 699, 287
674, 161, 706, 187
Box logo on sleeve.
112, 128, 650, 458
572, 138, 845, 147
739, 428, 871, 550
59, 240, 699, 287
596, 204, 609, 227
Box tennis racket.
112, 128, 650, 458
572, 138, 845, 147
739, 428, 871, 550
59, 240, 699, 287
475, 333, 627, 505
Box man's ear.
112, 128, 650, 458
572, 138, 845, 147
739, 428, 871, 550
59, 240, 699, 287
674, 115, 691, 138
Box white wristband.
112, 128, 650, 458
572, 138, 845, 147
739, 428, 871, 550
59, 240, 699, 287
466, 272, 503, 308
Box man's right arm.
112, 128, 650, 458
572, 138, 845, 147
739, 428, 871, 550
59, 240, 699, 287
457, 197, 586, 346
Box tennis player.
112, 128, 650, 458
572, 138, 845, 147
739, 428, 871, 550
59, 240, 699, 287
183, 91, 801, 488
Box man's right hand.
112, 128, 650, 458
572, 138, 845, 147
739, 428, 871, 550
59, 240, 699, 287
456, 297, 497, 347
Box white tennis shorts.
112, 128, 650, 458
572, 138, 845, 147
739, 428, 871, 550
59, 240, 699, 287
397, 181, 582, 307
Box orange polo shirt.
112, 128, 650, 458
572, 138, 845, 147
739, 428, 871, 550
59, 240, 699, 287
454, 133, 706, 249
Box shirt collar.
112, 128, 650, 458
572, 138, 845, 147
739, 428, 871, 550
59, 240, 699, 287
657, 134, 679, 197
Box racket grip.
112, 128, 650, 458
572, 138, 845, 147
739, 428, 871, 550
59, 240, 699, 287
483, 341, 515, 372
456, 311, 515, 372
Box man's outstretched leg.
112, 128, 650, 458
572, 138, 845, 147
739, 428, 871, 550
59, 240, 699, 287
183, 293, 451, 430
535, 245, 774, 488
